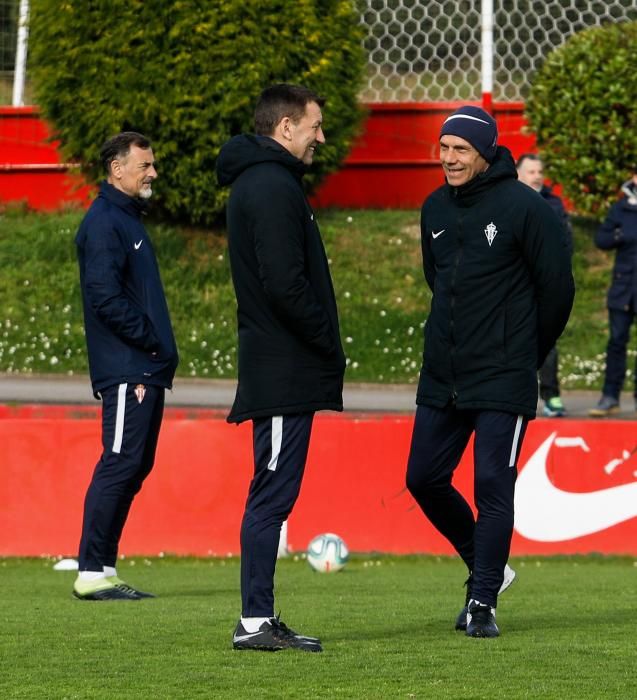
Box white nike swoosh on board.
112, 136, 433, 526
514, 432, 637, 542
134, 240, 143, 250
431, 229, 445, 239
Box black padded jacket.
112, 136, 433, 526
418, 146, 574, 418
217, 135, 345, 423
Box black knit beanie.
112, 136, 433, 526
439, 106, 498, 162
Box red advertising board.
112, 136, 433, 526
1, 406, 635, 557
0, 103, 535, 211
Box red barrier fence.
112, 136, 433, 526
0, 106, 94, 209
0, 103, 535, 211
1, 405, 636, 557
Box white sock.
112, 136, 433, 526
241, 616, 271, 633
78, 571, 106, 582
103, 566, 117, 578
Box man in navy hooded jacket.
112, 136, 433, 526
589, 169, 637, 417
73, 131, 178, 601
406, 107, 574, 638
217, 84, 345, 652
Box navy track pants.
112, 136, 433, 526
78, 383, 165, 571
602, 306, 637, 399
240, 412, 314, 617
406, 404, 528, 607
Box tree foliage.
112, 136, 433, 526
525, 21, 637, 220
28, 0, 366, 225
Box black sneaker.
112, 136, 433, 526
106, 576, 156, 598
73, 583, 141, 601
454, 574, 473, 631
455, 564, 515, 631
466, 599, 500, 638
232, 617, 322, 652
275, 617, 321, 644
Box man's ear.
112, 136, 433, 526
277, 116, 293, 143
110, 160, 122, 180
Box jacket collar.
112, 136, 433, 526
98, 180, 147, 218
446, 146, 517, 206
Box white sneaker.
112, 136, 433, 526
499, 563, 516, 595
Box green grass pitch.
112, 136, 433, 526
1, 555, 635, 699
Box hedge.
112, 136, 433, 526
28, 0, 366, 225
525, 21, 637, 219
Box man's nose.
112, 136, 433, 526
316, 127, 326, 145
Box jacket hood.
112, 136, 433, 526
620, 179, 637, 207
448, 145, 517, 204
216, 134, 307, 186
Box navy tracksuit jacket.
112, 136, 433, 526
76, 181, 178, 396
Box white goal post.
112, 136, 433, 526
11, 0, 28, 106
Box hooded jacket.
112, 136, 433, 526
418, 146, 574, 417
595, 180, 637, 311
216, 135, 345, 423
76, 181, 178, 396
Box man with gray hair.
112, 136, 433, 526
73, 131, 178, 601
406, 106, 574, 638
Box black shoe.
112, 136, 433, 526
232, 617, 322, 652
466, 599, 500, 638
454, 574, 473, 631
73, 584, 141, 601
455, 564, 516, 631
275, 617, 321, 644
106, 576, 156, 598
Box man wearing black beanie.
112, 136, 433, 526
405, 105, 575, 637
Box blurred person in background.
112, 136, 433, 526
589, 166, 637, 417
516, 153, 573, 417
73, 131, 178, 600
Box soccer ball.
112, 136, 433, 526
307, 533, 349, 573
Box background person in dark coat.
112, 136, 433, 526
589, 168, 637, 417
406, 107, 574, 638
217, 84, 345, 653
74, 132, 179, 600
516, 153, 573, 417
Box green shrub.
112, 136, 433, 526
525, 21, 637, 220
28, 0, 366, 225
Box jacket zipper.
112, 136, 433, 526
449, 213, 462, 404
